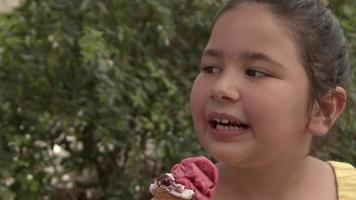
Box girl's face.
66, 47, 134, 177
190, 4, 314, 167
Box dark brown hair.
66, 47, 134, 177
213, 0, 351, 152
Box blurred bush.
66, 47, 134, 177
318, 0, 356, 162
0, 0, 354, 199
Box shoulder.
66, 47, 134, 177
328, 161, 356, 200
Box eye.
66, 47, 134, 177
245, 68, 270, 77
201, 65, 222, 74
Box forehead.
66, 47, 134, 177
206, 3, 302, 68
210, 4, 293, 47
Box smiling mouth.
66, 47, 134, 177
209, 118, 250, 131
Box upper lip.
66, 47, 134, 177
207, 112, 247, 125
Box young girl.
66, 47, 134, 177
190, 0, 355, 199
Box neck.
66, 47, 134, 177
216, 156, 320, 199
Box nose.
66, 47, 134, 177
209, 74, 240, 102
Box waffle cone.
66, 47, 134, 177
152, 187, 187, 200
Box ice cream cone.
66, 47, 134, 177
149, 156, 218, 200
152, 187, 187, 200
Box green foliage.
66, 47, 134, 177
0, 0, 355, 199
318, 0, 356, 162
0, 0, 220, 199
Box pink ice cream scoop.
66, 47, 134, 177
171, 156, 219, 200
150, 156, 219, 200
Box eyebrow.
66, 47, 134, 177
202, 48, 286, 69
202, 49, 223, 59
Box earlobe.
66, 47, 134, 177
307, 87, 347, 136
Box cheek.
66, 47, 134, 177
190, 75, 209, 131
243, 83, 310, 133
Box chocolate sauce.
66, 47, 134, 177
157, 174, 173, 187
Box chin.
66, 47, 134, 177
205, 144, 238, 162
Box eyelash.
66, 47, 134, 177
201, 65, 221, 74
201, 65, 270, 78
245, 68, 270, 77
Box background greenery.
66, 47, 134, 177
0, 0, 354, 199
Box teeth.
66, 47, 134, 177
221, 119, 229, 123
216, 125, 241, 131
214, 118, 230, 124
232, 126, 240, 130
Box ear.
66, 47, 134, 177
307, 87, 347, 136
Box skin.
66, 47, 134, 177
190, 3, 346, 200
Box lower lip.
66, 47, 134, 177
208, 126, 248, 139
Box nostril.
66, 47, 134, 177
209, 84, 240, 102
210, 92, 238, 102
221, 95, 233, 100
